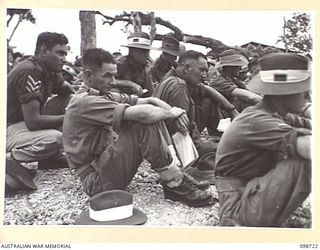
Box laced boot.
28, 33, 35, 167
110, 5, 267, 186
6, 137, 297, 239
162, 174, 217, 207
38, 153, 69, 170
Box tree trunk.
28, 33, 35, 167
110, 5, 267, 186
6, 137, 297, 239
131, 12, 142, 32
149, 12, 156, 43
79, 11, 96, 55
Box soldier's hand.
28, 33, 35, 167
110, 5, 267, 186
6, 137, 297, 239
230, 109, 239, 120
129, 83, 144, 96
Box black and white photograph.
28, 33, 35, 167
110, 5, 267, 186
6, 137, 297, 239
4, 7, 313, 231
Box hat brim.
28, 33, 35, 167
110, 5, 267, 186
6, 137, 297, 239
121, 44, 157, 50
6, 159, 37, 190
215, 61, 248, 69
75, 207, 147, 225
247, 73, 311, 95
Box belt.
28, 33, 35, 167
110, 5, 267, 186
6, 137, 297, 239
215, 176, 247, 192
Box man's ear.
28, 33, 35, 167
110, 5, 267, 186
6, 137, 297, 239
183, 63, 191, 75
83, 69, 92, 82
39, 46, 49, 56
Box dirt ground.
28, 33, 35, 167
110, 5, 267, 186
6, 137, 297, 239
3, 161, 311, 227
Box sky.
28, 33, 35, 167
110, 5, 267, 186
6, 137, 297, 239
6, 9, 311, 62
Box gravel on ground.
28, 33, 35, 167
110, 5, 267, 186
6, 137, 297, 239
3, 160, 311, 227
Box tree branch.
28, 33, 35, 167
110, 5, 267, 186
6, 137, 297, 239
7, 14, 14, 27
96, 11, 228, 51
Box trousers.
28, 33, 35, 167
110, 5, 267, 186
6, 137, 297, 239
79, 121, 182, 197
6, 95, 71, 162
194, 97, 220, 133
216, 157, 311, 227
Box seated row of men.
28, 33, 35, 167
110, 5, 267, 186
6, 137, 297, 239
6, 31, 311, 227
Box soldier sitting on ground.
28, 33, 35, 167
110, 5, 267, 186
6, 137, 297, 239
62, 48, 216, 208
215, 52, 311, 227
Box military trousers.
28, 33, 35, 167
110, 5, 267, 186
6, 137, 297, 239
79, 121, 181, 197
216, 157, 311, 227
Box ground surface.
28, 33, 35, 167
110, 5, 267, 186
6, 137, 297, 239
3, 161, 311, 227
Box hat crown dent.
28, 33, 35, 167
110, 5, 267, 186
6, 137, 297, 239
128, 31, 150, 40
162, 36, 179, 49
90, 190, 133, 211
260, 53, 309, 71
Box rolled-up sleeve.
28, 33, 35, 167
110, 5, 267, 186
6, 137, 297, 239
15, 69, 43, 104
79, 95, 128, 127
112, 104, 129, 132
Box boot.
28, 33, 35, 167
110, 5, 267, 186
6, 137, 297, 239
5, 158, 37, 194
38, 153, 69, 170
162, 175, 216, 207
183, 171, 211, 190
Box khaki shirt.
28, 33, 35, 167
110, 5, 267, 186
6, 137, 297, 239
62, 84, 137, 175
215, 100, 299, 181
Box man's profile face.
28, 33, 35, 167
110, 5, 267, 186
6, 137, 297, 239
44, 44, 68, 73
282, 92, 307, 114
129, 48, 150, 66
186, 57, 208, 86
163, 52, 177, 62
91, 63, 117, 94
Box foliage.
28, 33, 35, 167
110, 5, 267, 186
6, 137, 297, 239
7, 9, 36, 44
277, 12, 312, 55
7, 8, 36, 27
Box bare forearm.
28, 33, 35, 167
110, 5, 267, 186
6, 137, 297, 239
26, 115, 64, 130
137, 97, 172, 110
123, 104, 174, 124
231, 88, 262, 104
205, 85, 235, 110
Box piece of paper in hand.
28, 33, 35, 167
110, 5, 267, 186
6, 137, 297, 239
172, 132, 199, 168
217, 118, 231, 132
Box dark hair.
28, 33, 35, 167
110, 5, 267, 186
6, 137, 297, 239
177, 50, 207, 65
82, 48, 116, 69
35, 32, 68, 54
112, 52, 122, 57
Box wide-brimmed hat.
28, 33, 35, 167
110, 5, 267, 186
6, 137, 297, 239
121, 32, 156, 50
215, 50, 249, 69
156, 36, 184, 56
5, 158, 37, 192
62, 65, 78, 78
76, 190, 147, 225
247, 52, 311, 95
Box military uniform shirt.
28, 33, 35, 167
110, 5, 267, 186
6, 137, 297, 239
215, 100, 298, 181
62, 84, 138, 175
209, 74, 237, 101
7, 56, 65, 125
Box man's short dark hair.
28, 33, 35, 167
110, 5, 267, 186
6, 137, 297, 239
35, 32, 68, 55
82, 48, 116, 69
178, 50, 207, 65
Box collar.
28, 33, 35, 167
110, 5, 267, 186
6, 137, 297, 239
167, 68, 185, 79
32, 56, 53, 77
78, 83, 100, 96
